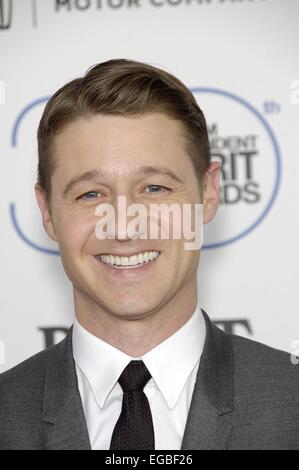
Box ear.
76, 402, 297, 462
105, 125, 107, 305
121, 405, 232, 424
202, 161, 221, 224
34, 184, 58, 242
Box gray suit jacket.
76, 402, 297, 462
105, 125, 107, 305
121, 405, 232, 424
0, 310, 299, 450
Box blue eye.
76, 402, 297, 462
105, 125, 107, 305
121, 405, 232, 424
145, 185, 167, 193
78, 191, 100, 200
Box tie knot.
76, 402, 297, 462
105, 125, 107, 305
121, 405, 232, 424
118, 360, 151, 392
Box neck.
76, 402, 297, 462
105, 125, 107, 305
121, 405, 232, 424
74, 280, 198, 357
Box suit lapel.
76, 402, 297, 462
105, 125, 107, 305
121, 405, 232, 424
181, 310, 234, 450
41, 327, 91, 450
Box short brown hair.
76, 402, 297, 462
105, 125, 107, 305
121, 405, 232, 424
37, 58, 211, 201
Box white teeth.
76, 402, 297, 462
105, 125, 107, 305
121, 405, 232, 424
129, 255, 138, 266
121, 257, 129, 266
98, 251, 160, 267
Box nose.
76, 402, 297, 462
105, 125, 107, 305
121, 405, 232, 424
96, 194, 148, 242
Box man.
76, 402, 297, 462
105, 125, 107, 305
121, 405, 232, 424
0, 59, 298, 450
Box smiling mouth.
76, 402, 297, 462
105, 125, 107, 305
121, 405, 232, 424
94, 250, 161, 269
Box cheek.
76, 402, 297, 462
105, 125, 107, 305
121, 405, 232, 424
166, 239, 197, 264
176, 241, 199, 268
55, 210, 97, 253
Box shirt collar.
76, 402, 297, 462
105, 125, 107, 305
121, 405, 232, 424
72, 304, 206, 411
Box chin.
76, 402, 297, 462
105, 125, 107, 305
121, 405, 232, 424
104, 297, 160, 319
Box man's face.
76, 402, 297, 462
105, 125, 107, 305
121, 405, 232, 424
36, 113, 219, 320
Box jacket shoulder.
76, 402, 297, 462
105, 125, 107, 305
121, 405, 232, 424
0, 335, 69, 409
228, 331, 296, 368
227, 332, 299, 414
0, 332, 72, 450
220, 331, 299, 448
0, 341, 62, 388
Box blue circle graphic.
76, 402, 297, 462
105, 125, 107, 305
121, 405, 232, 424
10, 91, 282, 253
11, 96, 49, 147
9, 96, 60, 255
191, 87, 282, 250
10, 203, 59, 255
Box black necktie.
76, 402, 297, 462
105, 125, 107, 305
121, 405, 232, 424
109, 360, 155, 450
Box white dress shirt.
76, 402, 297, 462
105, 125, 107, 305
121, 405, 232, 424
72, 304, 206, 450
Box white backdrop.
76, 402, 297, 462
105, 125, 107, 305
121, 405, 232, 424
0, 0, 298, 372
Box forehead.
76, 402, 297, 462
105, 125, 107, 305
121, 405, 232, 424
50, 113, 200, 192
54, 112, 188, 163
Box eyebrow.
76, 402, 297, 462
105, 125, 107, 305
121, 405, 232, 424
62, 165, 185, 197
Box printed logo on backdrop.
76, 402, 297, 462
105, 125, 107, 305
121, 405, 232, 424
0, 0, 38, 29
54, 0, 268, 11
38, 318, 253, 348
10, 88, 281, 253
0, 0, 12, 29
0, 0, 269, 30
191, 88, 282, 249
